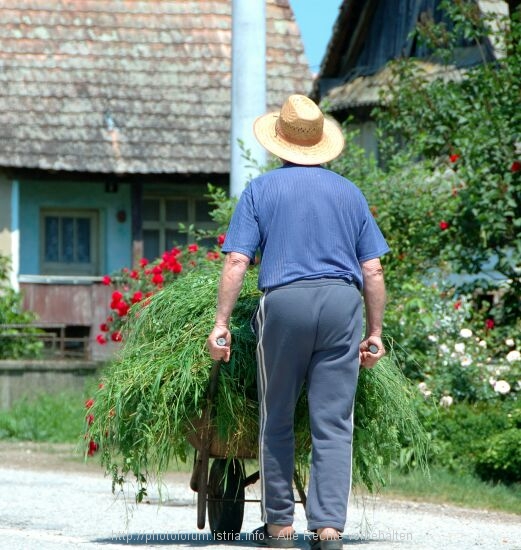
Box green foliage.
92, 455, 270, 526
475, 427, 521, 484
205, 183, 237, 233
374, 4, 521, 325
354, 353, 430, 491
423, 400, 521, 485
0, 390, 86, 442
0, 255, 42, 359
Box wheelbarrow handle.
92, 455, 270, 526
207, 359, 222, 403
196, 359, 222, 530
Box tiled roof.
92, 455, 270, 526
326, 61, 464, 112
0, 1, 311, 174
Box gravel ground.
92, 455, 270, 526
0, 442, 520, 550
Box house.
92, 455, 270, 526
0, 0, 311, 360
311, 0, 516, 157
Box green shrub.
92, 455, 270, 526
475, 428, 521, 484
0, 255, 43, 359
422, 400, 520, 485
374, 2, 521, 326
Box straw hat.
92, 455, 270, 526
253, 94, 345, 165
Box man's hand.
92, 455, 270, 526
207, 325, 231, 362
359, 336, 385, 368
206, 252, 250, 364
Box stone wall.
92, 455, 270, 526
0, 360, 103, 410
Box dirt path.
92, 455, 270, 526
1, 442, 520, 550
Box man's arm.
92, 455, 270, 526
207, 251, 251, 362
360, 257, 386, 368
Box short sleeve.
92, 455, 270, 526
221, 185, 261, 261
356, 203, 390, 262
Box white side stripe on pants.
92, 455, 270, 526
255, 294, 268, 522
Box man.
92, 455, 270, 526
207, 95, 389, 549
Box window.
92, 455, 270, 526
41, 210, 99, 275
142, 197, 215, 260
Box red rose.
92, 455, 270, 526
85, 398, 95, 409
439, 220, 450, 230
485, 318, 495, 330
152, 273, 164, 285
139, 258, 149, 267
511, 161, 521, 173
111, 331, 123, 342
170, 261, 182, 274
116, 301, 130, 317
96, 334, 107, 345
152, 265, 162, 274
454, 300, 462, 310
130, 270, 139, 279
87, 439, 99, 456
217, 234, 226, 246
188, 243, 199, 253
102, 275, 111, 285
207, 251, 220, 261
131, 291, 143, 304
449, 154, 460, 163
86, 413, 94, 426
111, 290, 123, 302
99, 323, 109, 332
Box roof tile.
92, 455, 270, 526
0, 0, 310, 174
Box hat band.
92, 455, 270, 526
275, 118, 323, 147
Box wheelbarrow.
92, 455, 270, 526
186, 359, 308, 537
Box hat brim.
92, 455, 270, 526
253, 111, 345, 165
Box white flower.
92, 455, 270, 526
439, 395, 453, 407
428, 334, 438, 342
489, 376, 497, 386
417, 382, 432, 397
478, 340, 487, 348
454, 342, 465, 354
459, 328, 473, 338
505, 338, 515, 347
439, 344, 450, 354
506, 350, 521, 363
493, 380, 511, 394
460, 356, 473, 367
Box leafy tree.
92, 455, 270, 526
374, 2, 521, 326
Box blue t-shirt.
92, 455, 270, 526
222, 164, 390, 290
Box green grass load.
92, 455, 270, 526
86, 263, 429, 500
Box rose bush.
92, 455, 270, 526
373, 1, 521, 326
95, 238, 225, 345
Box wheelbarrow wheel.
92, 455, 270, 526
208, 458, 245, 538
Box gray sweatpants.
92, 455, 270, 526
255, 278, 362, 532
